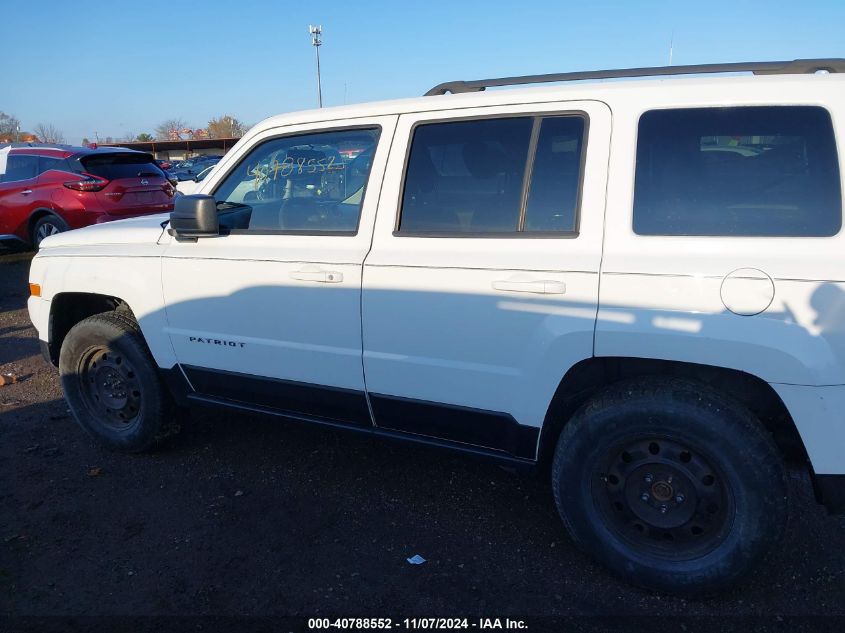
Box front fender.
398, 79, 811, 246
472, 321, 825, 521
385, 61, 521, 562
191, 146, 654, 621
30, 252, 174, 369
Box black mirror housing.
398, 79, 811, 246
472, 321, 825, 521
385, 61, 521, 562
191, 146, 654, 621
169, 194, 219, 241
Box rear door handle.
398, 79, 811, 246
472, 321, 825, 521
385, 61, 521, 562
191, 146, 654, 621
289, 269, 344, 283
492, 280, 566, 295
20, 190, 33, 195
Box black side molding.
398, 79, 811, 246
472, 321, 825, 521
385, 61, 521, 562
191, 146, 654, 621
157, 365, 540, 464
369, 393, 539, 460
181, 365, 372, 427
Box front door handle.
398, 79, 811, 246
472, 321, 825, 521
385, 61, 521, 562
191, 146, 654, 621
20, 189, 33, 195
289, 268, 344, 283
492, 280, 566, 295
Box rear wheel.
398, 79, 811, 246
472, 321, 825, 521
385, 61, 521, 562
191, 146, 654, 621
551, 378, 787, 595
59, 312, 173, 452
32, 214, 69, 249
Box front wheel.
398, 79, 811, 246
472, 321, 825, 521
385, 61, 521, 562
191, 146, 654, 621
551, 378, 787, 595
59, 312, 173, 452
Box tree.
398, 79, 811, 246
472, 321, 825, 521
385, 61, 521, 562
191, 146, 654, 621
136, 133, 154, 142
0, 111, 21, 141
34, 123, 65, 144
155, 118, 188, 141
206, 114, 247, 139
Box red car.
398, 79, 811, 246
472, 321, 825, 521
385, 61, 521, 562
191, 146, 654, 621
0, 144, 176, 249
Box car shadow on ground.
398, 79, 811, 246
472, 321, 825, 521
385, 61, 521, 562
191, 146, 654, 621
0, 338, 39, 366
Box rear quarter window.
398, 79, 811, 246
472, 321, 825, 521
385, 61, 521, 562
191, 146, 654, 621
633, 106, 842, 237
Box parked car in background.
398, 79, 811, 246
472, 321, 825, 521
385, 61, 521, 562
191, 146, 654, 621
170, 155, 222, 181
175, 164, 216, 195
155, 159, 173, 171
0, 144, 176, 249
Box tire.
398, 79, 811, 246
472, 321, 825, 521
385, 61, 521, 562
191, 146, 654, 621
32, 214, 69, 249
59, 311, 173, 453
551, 378, 787, 595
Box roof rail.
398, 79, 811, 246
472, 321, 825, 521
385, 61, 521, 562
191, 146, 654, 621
424, 58, 845, 96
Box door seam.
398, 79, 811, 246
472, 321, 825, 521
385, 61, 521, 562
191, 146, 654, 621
360, 117, 400, 428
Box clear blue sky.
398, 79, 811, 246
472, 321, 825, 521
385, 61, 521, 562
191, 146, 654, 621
4, 0, 844, 144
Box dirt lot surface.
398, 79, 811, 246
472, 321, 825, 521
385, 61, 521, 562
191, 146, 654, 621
1, 251, 844, 629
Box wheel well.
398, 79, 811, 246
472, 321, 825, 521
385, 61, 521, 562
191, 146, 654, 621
537, 357, 807, 467
47, 293, 134, 365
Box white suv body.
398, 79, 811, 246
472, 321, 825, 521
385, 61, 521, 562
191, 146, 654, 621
26, 61, 845, 593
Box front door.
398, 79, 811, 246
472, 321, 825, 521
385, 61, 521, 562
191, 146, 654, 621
161, 116, 397, 426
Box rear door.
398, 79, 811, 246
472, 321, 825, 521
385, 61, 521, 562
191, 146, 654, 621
79, 152, 174, 216
29, 155, 72, 211
362, 101, 611, 459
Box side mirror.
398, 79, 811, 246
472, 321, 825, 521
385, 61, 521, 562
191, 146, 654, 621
169, 194, 219, 241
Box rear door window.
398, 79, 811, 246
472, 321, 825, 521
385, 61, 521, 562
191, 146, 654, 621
523, 117, 585, 232
400, 117, 533, 233
1, 154, 39, 182
81, 153, 164, 179
633, 106, 842, 237
398, 115, 586, 235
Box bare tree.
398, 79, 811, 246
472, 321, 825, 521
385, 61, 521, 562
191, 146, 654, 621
155, 118, 189, 141
206, 115, 247, 139
0, 111, 21, 140
34, 123, 65, 144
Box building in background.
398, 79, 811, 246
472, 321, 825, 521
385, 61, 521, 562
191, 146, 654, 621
109, 137, 241, 161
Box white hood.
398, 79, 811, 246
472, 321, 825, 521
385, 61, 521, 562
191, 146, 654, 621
38, 213, 171, 249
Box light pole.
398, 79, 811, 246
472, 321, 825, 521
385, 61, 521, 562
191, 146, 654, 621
309, 24, 323, 108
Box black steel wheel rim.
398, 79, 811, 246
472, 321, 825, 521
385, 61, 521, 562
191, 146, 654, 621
592, 436, 734, 560
78, 346, 143, 430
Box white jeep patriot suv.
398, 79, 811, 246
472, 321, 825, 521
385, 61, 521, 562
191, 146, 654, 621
27, 59, 845, 594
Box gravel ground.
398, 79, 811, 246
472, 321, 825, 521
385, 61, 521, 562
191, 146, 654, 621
1, 250, 844, 629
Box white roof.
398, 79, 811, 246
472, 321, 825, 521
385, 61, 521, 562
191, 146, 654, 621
252, 73, 845, 132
